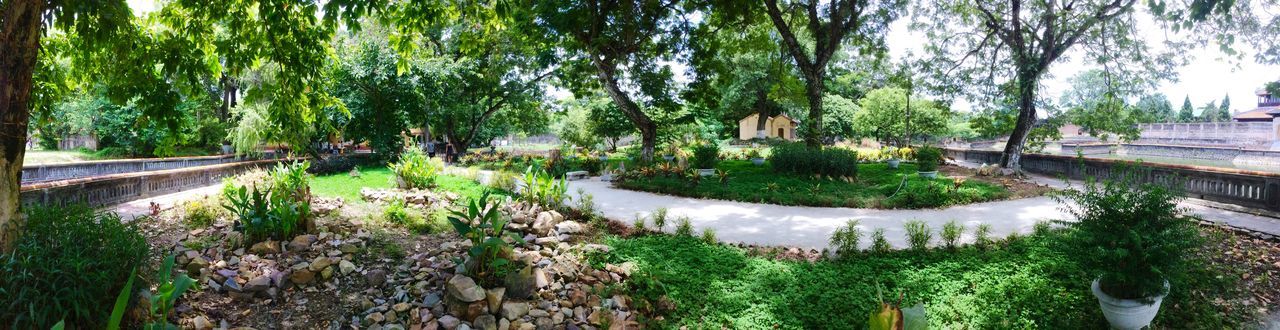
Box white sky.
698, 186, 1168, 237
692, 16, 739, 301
127, 0, 1279, 114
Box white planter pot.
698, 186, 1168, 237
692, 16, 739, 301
1092, 279, 1168, 330
222, 144, 234, 155
598, 156, 609, 162
751, 158, 765, 166
697, 169, 716, 176
917, 171, 938, 179
663, 155, 675, 162
887, 159, 900, 168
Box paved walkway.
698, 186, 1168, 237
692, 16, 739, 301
108, 167, 1280, 250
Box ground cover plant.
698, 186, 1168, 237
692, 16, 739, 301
311, 166, 511, 203
595, 227, 1251, 329
615, 160, 1009, 209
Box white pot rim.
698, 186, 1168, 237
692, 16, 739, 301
1091, 278, 1169, 307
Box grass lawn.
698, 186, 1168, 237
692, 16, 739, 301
597, 231, 1246, 329
615, 160, 1010, 209
23, 150, 103, 165
311, 166, 509, 203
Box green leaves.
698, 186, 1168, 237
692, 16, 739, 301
143, 255, 197, 330
447, 191, 524, 286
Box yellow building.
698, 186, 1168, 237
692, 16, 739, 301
737, 114, 799, 140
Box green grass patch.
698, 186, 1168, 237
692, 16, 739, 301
615, 160, 1009, 209
312, 166, 509, 203
598, 232, 1245, 329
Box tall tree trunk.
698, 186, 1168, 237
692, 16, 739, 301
802, 76, 825, 147
591, 60, 657, 162
0, 0, 46, 252
1001, 76, 1039, 171
754, 89, 769, 139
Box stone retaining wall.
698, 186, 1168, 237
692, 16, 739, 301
19, 158, 304, 208
21, 154, 245, 184
1138, 122, 1274, 148
944, 148, 1280, 212
1060, 143, 1114, 155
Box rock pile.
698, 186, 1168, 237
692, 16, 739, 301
362, 188, 460, 208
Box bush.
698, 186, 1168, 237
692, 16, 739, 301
767, 142, 857, 178
903, 220, 932, 250
579, 156, 603, 175
870, 229, 891, 253
692, 144, 721, 169
181, 197, 222, 228
0, 205, 149, 329
488, 170, 519, 192
941, 220, 964, 249
390, 149, 442, 189
383, 197, 413, 225
222, 184, 309, 245
1057, 167, 1200, 301
829, 219, 863, 257
675, 216, 694, 236
974, 224, 993, 249
520, 167, 568, 209
633, 215, 648, 232
700, 228, 717, 244
914, 146, 942, 172
651, 208, 669, 231
448, 192, 524, 286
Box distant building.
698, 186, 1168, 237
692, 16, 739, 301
1232, 89, 1280, 122
737, 114, 799, 140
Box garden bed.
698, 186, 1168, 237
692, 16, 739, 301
613, 160, 1044, 209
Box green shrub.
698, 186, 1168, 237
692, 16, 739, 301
520, 167, 569, 209
651, 207, 669, 231
870, 229, 891, 253
829, 219, 863, 258
222, 184, 309, 245
181, 197, 222, 228
675, 216, 694, 236
700, 228, 717, 244
1056, 167, 1200, 301
383, 197, 413, 225
576, 189, 599, 218
0, 205, 149, 329
448, 192, 524, 286
692, 143, 721, 169
488, 170, 519, 192
579, 156, 603, 175
914, 146, 942, 172
974, 224, 993, 249
903, 220, 932, 250
941, 220, 964, 249
633, 215, 648, 232
390, 149, 442, 189
767, 142, 857, 178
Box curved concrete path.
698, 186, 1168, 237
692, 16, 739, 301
567, 178, 1064, 249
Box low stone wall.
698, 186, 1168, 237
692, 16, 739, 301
1138, 122, 1275, 148
21, 154, 244, 184
945, 148, 1280, 212
1060, 143, 1114, 155
19, 158, 303, 208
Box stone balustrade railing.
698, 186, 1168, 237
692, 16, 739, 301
18, 157, 312, 208
944, 148, 1280, 212
21, 154, 247, 184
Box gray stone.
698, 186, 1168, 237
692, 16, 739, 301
474, 315, 497, 330
486, 287, 505, 313
424, 292, 443, 307
366, 269, 388, 286
533, 269, 549, 288
500, 302, 529, 320
244, 275, 272, 292
309, 256, 333, 272
288, 234, 316, 251
339, 259, 357, 275
527, 309, 549, 318
438, 315, 461, 330
249, 240, 279, 255
446, 275, 486, 303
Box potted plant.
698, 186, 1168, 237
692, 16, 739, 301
692, 144, 720, 176
1055, 168, 1198, 330
222, 140, 234, 155
914, 146, 941, 178
884, 147, 900, 169
745, 148, 765, 166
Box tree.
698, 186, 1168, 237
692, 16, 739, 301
1134, 94, 1175, 123
531, 0, 688, 162
1178, 96, 1196, 122
853, 87, 949, 143
585, 96, 637, 151
1219, 93, 1233, 121
1199, 101, 1221, 122
913, 0, 1251, 170
757, 0, 905, 147
821, 94, 860, 142
330, 26, 420, 158
1058, 70, 1141, 139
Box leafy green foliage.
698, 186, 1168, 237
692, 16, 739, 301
390, 149, 442, 189
691, 143, 721, 169
143, 255, 196, 329
903, 220, 932, 250
383, 197, 413, 225
829, 219, 863, 258
619, 160, 1007, 209
700, 228, 718, 244
0, 205, 149, 329
870, 229, 892, 254
448, 192, 525, 286
767, 142, 858, 178
1056, 167, 1201, 301
520, 167, 569, 210
331, 28, 418, 157
222, 185, 307, 245
675, 217, 694, 237
180, 197, 222, 229
913, 146, 942, 172
853, 88, 951, 143
940, 221, 963, 249
974, 224, 993, 249
651, 208, 669, 231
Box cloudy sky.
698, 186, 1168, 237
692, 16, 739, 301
127, 0, 1278, 114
